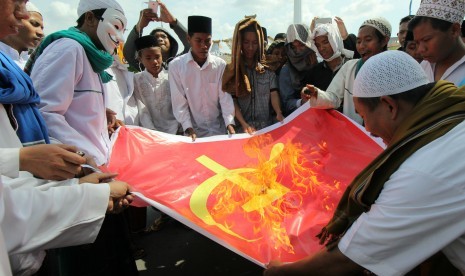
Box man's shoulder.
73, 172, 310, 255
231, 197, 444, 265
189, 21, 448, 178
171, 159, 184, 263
169, 53, 189, 66
208, 54, 226, 65
46, 38, 84, 52
343, 59, 359, 67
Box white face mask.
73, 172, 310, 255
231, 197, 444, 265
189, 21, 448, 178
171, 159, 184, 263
96, 8, 127, 54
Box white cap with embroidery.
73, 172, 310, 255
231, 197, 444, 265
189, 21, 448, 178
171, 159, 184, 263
416, 0, 465, 24
360, 17, 392, 38
77, 0, 124, 18
353, 51, 429, 98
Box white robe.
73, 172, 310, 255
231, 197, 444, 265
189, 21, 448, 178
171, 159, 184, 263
30, 38, 111, 166
0, 104, 109, 275
134, 69, 180, 134
309, 59, 362, 125
104, 57, 139, 125
0, 42, 29, 70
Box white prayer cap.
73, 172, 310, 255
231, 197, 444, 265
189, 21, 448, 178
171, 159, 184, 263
26, 2, 41, 15
353, 51, 429, 98
360, 17, 392, 38
416, 0, 465, 24
77, 0, 124, 18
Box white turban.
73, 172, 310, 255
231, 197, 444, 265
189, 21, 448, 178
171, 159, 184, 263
26, 2, 41, 15
77, 0, 124, 18
353, 51, 429, 98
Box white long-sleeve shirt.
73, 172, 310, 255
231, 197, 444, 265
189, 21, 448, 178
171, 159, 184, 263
169, 51, 235, 137
339, 120, 465, 275
30, 38, 110, 165
0, 103, 109, 274
309, 59, 363, 125
104, 57, 139, 125
0, 42, 29, 70
134, 69, 180, 134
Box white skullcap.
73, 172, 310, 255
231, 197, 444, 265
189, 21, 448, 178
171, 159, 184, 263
353, 51, 429, 98
26, 2, 41, 15
77, 0, 124, 18
416, 0, 465, 24
360, 17, 392, 38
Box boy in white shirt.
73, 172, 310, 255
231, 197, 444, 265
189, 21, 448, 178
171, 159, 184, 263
133, 35, 180, 134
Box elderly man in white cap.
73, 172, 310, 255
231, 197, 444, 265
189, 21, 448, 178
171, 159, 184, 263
0, 2, 44, 69
301, 16, 391, 125
410, 0, 465, 85
265, 50, 465, 275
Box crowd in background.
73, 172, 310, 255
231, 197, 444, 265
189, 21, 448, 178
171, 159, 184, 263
1, 0, 465, 275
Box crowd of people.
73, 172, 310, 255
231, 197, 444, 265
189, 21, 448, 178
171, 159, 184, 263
0, 0, 465, 275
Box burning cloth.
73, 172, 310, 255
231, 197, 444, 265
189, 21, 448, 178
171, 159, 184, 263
106, 106, 382, 266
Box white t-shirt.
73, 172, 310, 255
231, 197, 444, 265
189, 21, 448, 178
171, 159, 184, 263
339, 120, 465, 275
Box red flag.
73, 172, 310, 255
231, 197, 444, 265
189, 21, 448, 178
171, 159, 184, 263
106, 108, 382, 265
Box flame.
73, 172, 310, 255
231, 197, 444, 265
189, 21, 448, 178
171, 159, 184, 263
116, 43, 127, 64
208, 134, 342, 256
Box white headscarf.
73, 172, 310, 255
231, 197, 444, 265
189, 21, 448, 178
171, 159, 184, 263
77, 0, 124, 18
286, 23, 312, 49
310, 23, 353, 62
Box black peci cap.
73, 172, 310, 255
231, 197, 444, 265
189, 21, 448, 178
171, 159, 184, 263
188, 15, 212, 34
135, 35, 160, 51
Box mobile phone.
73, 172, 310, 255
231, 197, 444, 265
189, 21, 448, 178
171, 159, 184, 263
315, 17, 332, 25
148, 0, 158, 13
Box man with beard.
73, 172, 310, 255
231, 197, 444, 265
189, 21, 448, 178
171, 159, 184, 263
0, 2, 44, 69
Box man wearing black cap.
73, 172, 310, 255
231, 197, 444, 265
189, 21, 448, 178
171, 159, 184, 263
169, 15, 235, 141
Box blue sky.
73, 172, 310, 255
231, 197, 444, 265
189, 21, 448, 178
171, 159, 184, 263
32, 0, 421, 49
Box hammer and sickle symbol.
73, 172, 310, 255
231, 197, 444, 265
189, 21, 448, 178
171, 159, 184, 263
189, 143, 290, 241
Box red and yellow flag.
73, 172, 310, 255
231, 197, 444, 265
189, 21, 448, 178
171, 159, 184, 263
107, 108, 382, 266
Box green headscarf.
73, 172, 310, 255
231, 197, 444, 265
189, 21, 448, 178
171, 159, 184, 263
25, 27, 113, 83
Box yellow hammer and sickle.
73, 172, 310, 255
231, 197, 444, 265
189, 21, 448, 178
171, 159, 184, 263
189, 143, 290, 241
